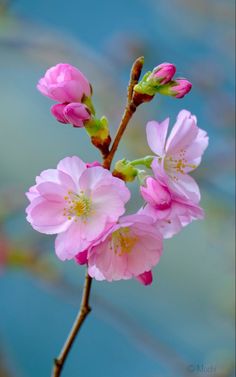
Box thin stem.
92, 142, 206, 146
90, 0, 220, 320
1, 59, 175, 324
52, 272, 92, 377
129, 156, 154, 168
103, 56, 144, 170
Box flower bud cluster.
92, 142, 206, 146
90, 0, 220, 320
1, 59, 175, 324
37, 63, 111, 154
37, 63, 93, 127
134, 62, 192, 99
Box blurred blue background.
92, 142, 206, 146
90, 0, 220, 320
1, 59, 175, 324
0, 0, 235, 376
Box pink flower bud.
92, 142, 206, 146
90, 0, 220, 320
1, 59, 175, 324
140, 177, 171, 210
149, 62, 176, 85
63, 102, 91, 128
75, 250, 88, 265
136, 271, 153, 285
86, 161, 102, 168
171, 78, 192, 98
50, 103, 68, 124
37, 63, 91, 103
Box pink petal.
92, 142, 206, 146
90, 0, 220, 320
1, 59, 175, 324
36, 169, 76, 194
146, 118, 169, 156
55, 221, 89, 260
151, 158, 169, 186
88, 265, 105, 281
63, 102, 91, 128
79, 166, 112, 193
51, 104, 68, 124
126, 230, 162, 274
36, 182, 68, 202
165, 117, 198, 156
184, 128, 209, 169
92, 185, 129, 221
157, 200, 204, 239
49, 81, 84, 103
119, 213, 154, 226
36, 169, 61, 185
157, 216, 183, 239
37, 79, 51, 98
176, 109, 191, 122
83, 213, 108, 241
79, 167, 130, 203
169, 173, 201, 203
140, 177, 171, 210
57, 156, 87, 187
26, 197, 70, 235
139, 203, 171, 221
26, 185, 39, 201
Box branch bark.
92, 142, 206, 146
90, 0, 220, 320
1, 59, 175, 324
103, 56, 144, 170
52, 272, 92, 377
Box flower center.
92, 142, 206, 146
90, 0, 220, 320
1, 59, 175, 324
63, 191, 91, 220
111, 227, 138, 256
164, 150, 197, 181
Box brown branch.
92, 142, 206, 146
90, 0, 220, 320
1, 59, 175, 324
52, 272, 92, 377
103, 56, 144, 170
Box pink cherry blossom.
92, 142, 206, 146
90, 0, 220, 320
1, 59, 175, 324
37, 63, 91, 103
148, 62, 176, 85
146, 110, 208, 202
26, 156, 130, 261
86, 214, 163, 282
140, 160, 204, 238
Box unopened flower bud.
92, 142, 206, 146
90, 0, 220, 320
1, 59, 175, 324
171, 78, 192, 98
158, 78, 192, 99
63, 102, 91, 128
133, 62, 176, 99
136, 271, 153, 285
86, 161, 102, 168
113, 159, 138, 182
140, 177, 171, 210
75, 250, 88, 265
37, 63, 91, 103
148, 62, 176, 85
51, 103, 69, 124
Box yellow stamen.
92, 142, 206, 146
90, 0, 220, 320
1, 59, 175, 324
74, 200, 87, 217
111, 227, 138, 256
164, 152, 197, 176
63, 191, 91, 220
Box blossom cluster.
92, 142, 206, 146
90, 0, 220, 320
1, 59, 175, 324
26, 62, 208, 286
134, 61, 192, 98
37, 63, 92, 127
